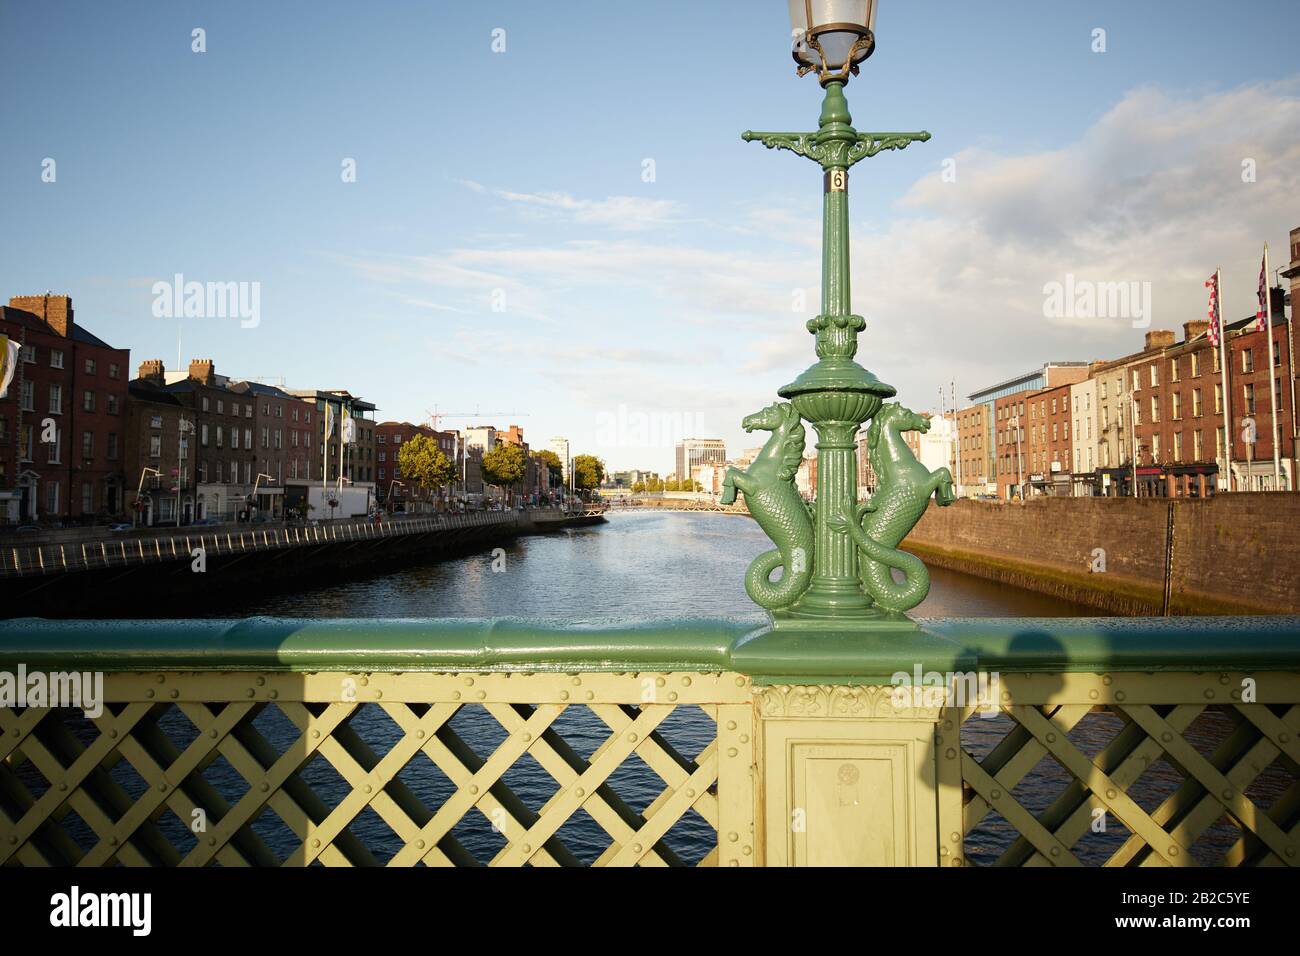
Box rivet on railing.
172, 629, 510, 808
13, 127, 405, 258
627, 733, 638, 742
1167, 846, 1179, 857
668, 692, 678, 702
559, 691, 569, 701
1102, 675, 1113, 685
1088, 689, 1099, 700
1045, 733, 1056, 743
1161, 731, 1173, 742
1115, 691, 1127, 702
1106, 788, 1117, 799
727, 747, 738, 757
1203, 689, 1215, 699
727, 832, 738, 842
990, 789, 1002, 801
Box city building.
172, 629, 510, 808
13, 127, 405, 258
375, 421, 460, 510
1021, 383, 1073, 497
949, 404, 992, 497
1069, 376, 1098, 496
0, 294, 129, 523
289, 388, 378, 514
675, 438, 726, 481
464, 425, 497, 454
549, 437, 570, 482
969, 362, 1091, 499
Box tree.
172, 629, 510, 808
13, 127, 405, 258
482, 442, 527, 506
573, 454, 605, 494
397, 435, 454, 504
536, 449, 564, 488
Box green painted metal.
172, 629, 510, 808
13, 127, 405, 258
832, 404, 955, 611
0, 617, 762, 673
739, 80, 939, 623
2, 616, 1298, 680
720, 403, 814, 610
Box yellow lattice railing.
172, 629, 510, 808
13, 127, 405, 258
0, 671, 756, 867
945, 672, 1300, 867
4, 617, 1300, 867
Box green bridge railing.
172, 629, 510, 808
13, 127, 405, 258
2, 615, 1298, 866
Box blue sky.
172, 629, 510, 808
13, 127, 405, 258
2, 1, 1297, 471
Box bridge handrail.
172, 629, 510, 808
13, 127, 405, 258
2, 615, 1298, 676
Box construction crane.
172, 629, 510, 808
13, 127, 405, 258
425, 405, 530, 431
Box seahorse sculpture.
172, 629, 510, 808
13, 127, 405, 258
720, 401, 814, 611
830, 403, 955, 613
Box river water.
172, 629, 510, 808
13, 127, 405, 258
42, 512, 1275, 865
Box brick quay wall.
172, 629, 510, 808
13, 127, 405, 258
905, 494, 1299, 616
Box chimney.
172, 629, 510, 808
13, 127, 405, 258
8, 294, 73, 338
1182, 320, 1209, 342
1144, 330, 1175, 351
138, 359, 165, 384
188, 358, 215, 386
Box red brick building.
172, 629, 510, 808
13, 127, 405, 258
1023, 383, 1073, 497
949, 404, 991, 496
0, 294, 129, 523
994, 393, 1027, 500
375, 421, 460, 509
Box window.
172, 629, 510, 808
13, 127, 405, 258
1173, 432, 1183, 463
83, 390, 95, 413
202, 397, 210, 412
1150, 397, 1159, 423
49, 384, 63, 415
245, 404, 252, 418
291, 430, 299, 447
107, 394, 119, 415
262, 402, 270, 416
150, 414, 163, 429
274, 429, 282, 450
107, 433, 119, 459
275, 404, 282, 418
1149, 364, 1158, 387
1213, 349, 1221, 373
150, 435, 162, 457
216, 427, 224, 449
292, 408, 299, 422
109, 363, 120, 379
201, 424, 209, 447
82, 483, 94, 514
82, 431, 93, 459
1216, 427, 1224, 460
244, 428, 252, 449
46, 482, 59, 514
1152, 433, 1161, 461
217, 400, 224, 414
231, 428, 240, 450
1215, 383, 1223, 414
1170, 358, 1179, 382
50, 349, 64, 369
1242, 349, 1253, 373
1275, 340, 1282, 366
20, 380, 34, 412
1244, 383, 1256, 415
1192, 388, 1202, 417
1191, 352, 1200, 377
84, 358, 96, 375
1131, 370, 1139, 392
47, 429, 62, 464
1194, 430, 1203, 461
1051, 399, 1058, 415
1172, 393, 1182, 420
261, 427, 269, 449
378, 451, 386, 463
378, 434, 386, 444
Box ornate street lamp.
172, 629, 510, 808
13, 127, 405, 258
724, 3, 955, 628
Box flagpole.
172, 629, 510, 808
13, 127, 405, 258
1216, 268, 1234, 493
1264, 244, 1282, 490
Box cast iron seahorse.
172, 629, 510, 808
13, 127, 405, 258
829, 402, 955, 613
720, 401, 814, 611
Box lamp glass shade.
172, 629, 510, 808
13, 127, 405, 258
788, 0, 877, 70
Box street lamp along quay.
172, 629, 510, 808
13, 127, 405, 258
723, 1, 955, 629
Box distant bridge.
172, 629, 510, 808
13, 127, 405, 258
607, 497, 750, 515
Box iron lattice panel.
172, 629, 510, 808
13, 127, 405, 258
949, 672, 1300, 866
0, 671, 755, 867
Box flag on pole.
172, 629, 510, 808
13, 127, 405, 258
342, 406, 356, 444
1205, 273, 1221, 346
0, 335, 19, 399
1255, 248, 1268, 331
324, 402, 336, 439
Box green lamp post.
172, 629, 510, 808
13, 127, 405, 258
721, 1, 956, 628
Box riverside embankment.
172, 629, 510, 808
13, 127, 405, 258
905, 493, 1299, 616
2, 507, 605, 617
